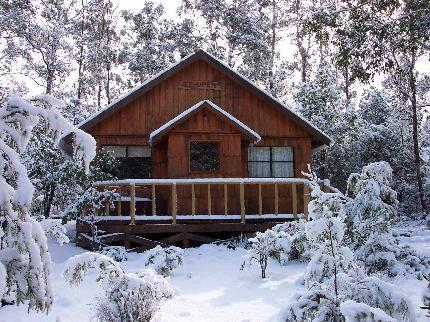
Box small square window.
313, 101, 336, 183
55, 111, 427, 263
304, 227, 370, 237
190, 142, 219, 172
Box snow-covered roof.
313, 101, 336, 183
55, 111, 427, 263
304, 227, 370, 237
73, 49, 332, 148
149, 99, 261, 144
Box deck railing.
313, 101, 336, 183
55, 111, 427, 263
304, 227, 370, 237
94, 178, 315, 225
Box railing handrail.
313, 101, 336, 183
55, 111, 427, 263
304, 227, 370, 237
94, 177, 310, 186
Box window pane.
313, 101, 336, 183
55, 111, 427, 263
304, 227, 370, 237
272, 162, 294, 177
248, 147, 270, 161
248, 162, 271, 177
190, 142, 219, 172
128, 146, 151, 157
102, 145, 126, 158
272, 147, 293, 161
117, 158, 151, 179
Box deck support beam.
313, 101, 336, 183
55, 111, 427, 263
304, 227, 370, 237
130, 183, 136, 225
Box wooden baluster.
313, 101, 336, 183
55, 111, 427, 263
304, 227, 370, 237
105, 199, 110, 216
117, 191, 122, 216
151, 185, 156, 216
130, 183, 136, 225
207, 184, 211, 216
240, 182, 245, 223
292, 183, 298, 220
258, 183, 262, 215
172, 184, 177, 224
303, 183, 310, 221
224, 184, 228, 216
191, 184, 196, 216
274, 183, 279, 215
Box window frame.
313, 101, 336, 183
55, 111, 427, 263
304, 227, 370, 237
100, 145, 152, 179
188, 140, 221, 173
248, 146, 295, 178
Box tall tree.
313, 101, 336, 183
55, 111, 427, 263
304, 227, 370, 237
309, 0, 430, 210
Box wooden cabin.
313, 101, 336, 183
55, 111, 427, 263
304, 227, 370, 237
67, 49, 332, 250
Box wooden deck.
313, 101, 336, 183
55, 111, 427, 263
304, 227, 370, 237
75, 178, 330, 252
76, 214, 301, 251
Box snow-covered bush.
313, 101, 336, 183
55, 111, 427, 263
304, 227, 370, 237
145, 245, 184, 277
241, 229, 291, 278
282, 170, 416, 321
42, 220, 70, 245
423, 274, 430, 317
0, 94, 96, 312
63, 252, 173, 322
345, 161, 430, 277
62, 187, 118, 222
272, 221, 315, 261
100, 246, 128, 262
345, 161, 398, 247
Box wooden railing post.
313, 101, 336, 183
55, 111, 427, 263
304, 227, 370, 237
172, 183, 177, 224
117, 193, 122, 216
240, 182, 245, 223
258, 183, 262, 215
130, 183, 136, 225
303, 183, 310, 221
224, 184, 228, 216
207, 184, 211, 216
191, 184, 196, 215
151, 184, 156, 216
292, 183, 298, 220
274, 183, 279, 215
105, 200, 110, 215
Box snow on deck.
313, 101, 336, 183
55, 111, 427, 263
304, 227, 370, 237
149, 99, 261, 144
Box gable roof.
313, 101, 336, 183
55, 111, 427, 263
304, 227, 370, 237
149, 99, 261, 145
77, 49, 332, 148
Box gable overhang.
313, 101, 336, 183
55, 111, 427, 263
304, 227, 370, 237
73, 49, 332, 149
149, 100, 261, 145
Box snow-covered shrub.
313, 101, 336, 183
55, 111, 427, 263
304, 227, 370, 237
145, 245, 184, 277
345, 161, 398, 247
272, 221, 315, 261
241, 229, 291, 278
100, 246, 128, 262
62, 187, 118, 222
345, 161, 430, 277
63, 252, 173, 322
40, 219, 70, 245
0, 94, 96, 312
423, 274, 430, 317
283, 170, 416, 322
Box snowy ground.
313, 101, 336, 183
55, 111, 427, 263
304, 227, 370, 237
1, 221, 430, 322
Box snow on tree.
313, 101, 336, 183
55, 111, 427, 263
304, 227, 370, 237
271, 221, 315, 261
423, 274, 430, 317
145, 245, 184, 277
345, 161, 398, 247
282, 170, 416, 321
100, 246, 128, 262
41, 219, 70, 246
63, 252, 173, 322
0, 94, 96, 312
241, 229, 291, 278
345, 161, 430, 276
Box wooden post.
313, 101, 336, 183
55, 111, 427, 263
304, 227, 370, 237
274, 183, 279, 215
258, 183, 262, 215
303, 183, 310, 221
172, 183, 177, 224
240, 182, 245, 223
224, 184, 228, 216
191, 184, 196, 216
207, 184, 211, 216
105, 201, 110, 216
130, 183, 136, 225
151, 185, 156, 216
292, 183, 298, 220
117, 194, 122, 216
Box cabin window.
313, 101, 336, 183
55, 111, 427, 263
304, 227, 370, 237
248, 147, 294, 177
189, 142, 219, 172
101, 145, 151, 179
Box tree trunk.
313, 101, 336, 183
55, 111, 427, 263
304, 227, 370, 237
268, 0, 277, 95
43, 184, 56, 219
77, 0, 85, 100
45, 68, 54, 95
409, 50, 427, 211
